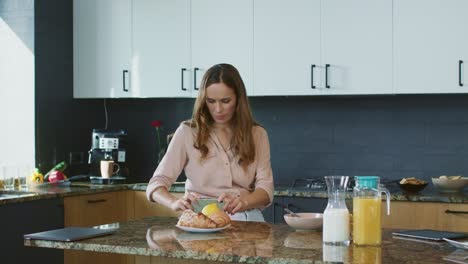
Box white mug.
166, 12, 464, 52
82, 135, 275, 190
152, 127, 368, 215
100, 160, 120, 178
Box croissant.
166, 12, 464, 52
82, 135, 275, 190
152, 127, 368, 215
177, 210, 217, 228
208, 211, 231, 227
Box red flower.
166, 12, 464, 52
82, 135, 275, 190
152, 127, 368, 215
151, 120, 162, 128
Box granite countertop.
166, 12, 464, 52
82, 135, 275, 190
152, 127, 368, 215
24, 216, 463, 264
1, 182, 467, 205
273, 186, 468, 203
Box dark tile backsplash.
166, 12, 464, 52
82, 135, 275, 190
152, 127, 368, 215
34, 0, 468, 187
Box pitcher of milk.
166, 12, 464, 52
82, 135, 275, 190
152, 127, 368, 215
323, 176, 350, 246
353, 176, 391, 246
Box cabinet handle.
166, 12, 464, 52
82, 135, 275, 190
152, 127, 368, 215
311, 64, 316, 89
194, 67, 199, 90
272, 202, 277, 224
445, 209, 468, 214
459, 60, 464, 87
325, 64, 330, 88
87, 199, 107, 204
181, 68, 187, 91
123, 70, 129, 92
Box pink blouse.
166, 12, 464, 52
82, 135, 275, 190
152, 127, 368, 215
146, 123, 274, 206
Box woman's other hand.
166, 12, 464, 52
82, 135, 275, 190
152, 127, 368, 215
218, 192, 248, 215
170, 192, 200, 211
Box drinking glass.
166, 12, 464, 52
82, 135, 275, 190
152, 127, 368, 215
3, 166, 17, 190
18, 165, 33, 190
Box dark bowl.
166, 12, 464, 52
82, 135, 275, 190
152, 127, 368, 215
398, 182, 428, 193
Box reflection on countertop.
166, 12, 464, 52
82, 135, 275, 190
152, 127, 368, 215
24, 216, 459, 264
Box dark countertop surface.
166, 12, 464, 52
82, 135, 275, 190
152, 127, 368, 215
24, 216, 465, 264
1, 182, 467, 205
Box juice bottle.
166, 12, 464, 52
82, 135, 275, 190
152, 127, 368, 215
353, 244, 382, 264
352, 176, 390, 246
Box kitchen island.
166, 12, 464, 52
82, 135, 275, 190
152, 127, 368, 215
24, 216, 462, 264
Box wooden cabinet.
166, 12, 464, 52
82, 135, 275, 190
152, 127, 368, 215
73, 0, 133, 98
382, 201, 468, 232
253, 0, 392, 96
394, 0, 468, 94
133, 191, 183, 219
64, 191, 131, 264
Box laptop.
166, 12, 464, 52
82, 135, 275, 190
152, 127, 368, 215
24, 227, 117, 242
392, 229, 468, 241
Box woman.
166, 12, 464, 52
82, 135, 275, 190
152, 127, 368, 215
146, 63, 274, 221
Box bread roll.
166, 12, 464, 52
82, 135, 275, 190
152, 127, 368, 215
177, 210, 217, 228
208, 211, 231, 227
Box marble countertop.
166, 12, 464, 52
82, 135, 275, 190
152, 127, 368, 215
24, 216, 463, 264
1, 182, 467, 205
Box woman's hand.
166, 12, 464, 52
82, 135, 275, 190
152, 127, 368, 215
170, 192, 200, 211
218, 193, 248, 215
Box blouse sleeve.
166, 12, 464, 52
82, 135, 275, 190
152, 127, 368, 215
253, 127, 274, 204
146, 123, 188, 202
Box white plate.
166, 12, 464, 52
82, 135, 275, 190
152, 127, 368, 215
444, 238, 468, 250
175, 224, 230, 233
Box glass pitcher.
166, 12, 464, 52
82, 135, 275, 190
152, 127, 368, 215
353, 176, 391, 246
323, 176, 350, 246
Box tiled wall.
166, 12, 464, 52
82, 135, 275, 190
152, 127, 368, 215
34, 0, 468, 188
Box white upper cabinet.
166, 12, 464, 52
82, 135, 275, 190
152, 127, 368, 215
253, 0, 392, 96
394, 0, 468, 94
254, 0, 322, 96
132, 0, 191, 97
73, 0, 132, 98
73, 0, 468, 98
191, 0, 254, 97
322, 0, 393, 95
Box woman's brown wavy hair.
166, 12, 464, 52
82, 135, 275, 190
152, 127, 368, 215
185, 63, 257, 170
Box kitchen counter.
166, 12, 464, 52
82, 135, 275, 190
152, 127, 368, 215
1, 182, 467, 205
272, 186, 468, 203
0, 183, 130, 205
24, 216, 463, 264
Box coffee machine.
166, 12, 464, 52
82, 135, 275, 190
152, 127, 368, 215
88, 129, 129, 179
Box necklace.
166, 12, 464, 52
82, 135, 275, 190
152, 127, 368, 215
214, 129, 232, 152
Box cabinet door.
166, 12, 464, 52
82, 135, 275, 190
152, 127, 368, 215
1, 198, 64, 264
284, 197, 328, 214
64, 191, 128, 226
322, 0, 393, 95
132, 0, 192, 98
394, 0, 468, 94
191, 0, 254, 97
64, 191, 129, 264
133, 191, 183, 219
254, 0, 322, 96
73, 0, 132, 98
262, 197, 285, 224
382, 201, 468, 232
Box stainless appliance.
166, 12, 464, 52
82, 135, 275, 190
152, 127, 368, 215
88, 129, 129, 180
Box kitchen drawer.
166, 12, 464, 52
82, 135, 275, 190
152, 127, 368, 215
382, 201, 468, 232
64, 191, 128, 227
64, 191, 130, 264
133, 191, 183, 219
